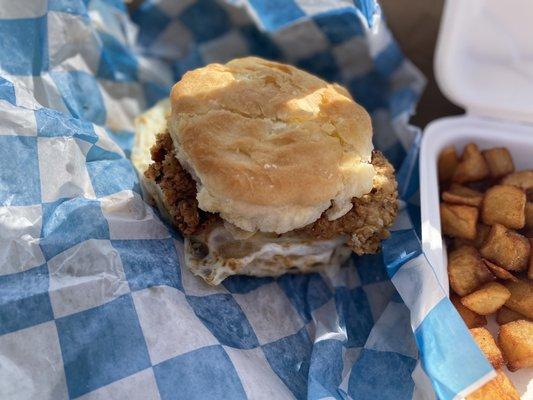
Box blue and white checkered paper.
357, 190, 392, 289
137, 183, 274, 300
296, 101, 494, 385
0, 1, 494, 399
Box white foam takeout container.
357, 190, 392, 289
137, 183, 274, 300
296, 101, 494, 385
419, 0, 533, 397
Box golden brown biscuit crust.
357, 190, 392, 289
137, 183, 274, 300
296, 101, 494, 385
168, 57, 376, 233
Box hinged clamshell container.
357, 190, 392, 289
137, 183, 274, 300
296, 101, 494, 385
420, 0, 533, 397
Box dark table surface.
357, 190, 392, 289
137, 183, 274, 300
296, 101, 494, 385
381, 0, 463, 127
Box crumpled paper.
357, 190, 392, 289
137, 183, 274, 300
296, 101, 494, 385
0, 1, 495, 399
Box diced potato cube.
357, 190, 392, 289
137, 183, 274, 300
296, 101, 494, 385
501, 170, 533, 191
448, 246, 494, 296
452, 183, 484, 196
452, 238, 472, 250
451, 295, 487, 328
442, 184, 483, 207
504, 280, 533, 319
441, 203, 478, 240
466, 370, 520, 400
453, 224, 490, 250
482, 148, 514, 178
476, 224, 491, 247
470, 327, 504, 368
453, 143, 490, 183
482, 259, 518, 282
461, 282, 511, 315
497, 306, 527, 325
482, 185, 525, 229
498, 320, 533, 371
480, 224, 530, 271
526, 202, 533, 229
438, 145, 459, 182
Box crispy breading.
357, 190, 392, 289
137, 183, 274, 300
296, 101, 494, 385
298, 151, 398, 254
145, 132, 217, 235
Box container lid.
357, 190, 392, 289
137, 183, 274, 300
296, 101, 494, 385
435, 0, 533, 124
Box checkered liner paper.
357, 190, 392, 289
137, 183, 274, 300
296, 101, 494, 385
0, 1, 496, 399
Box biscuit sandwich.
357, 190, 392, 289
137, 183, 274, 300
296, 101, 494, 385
132, 57, 398, 285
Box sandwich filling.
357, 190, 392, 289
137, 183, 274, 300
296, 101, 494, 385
145, 131, 398, 256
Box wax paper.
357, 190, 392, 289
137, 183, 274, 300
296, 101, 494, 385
0, 1, 494, 399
